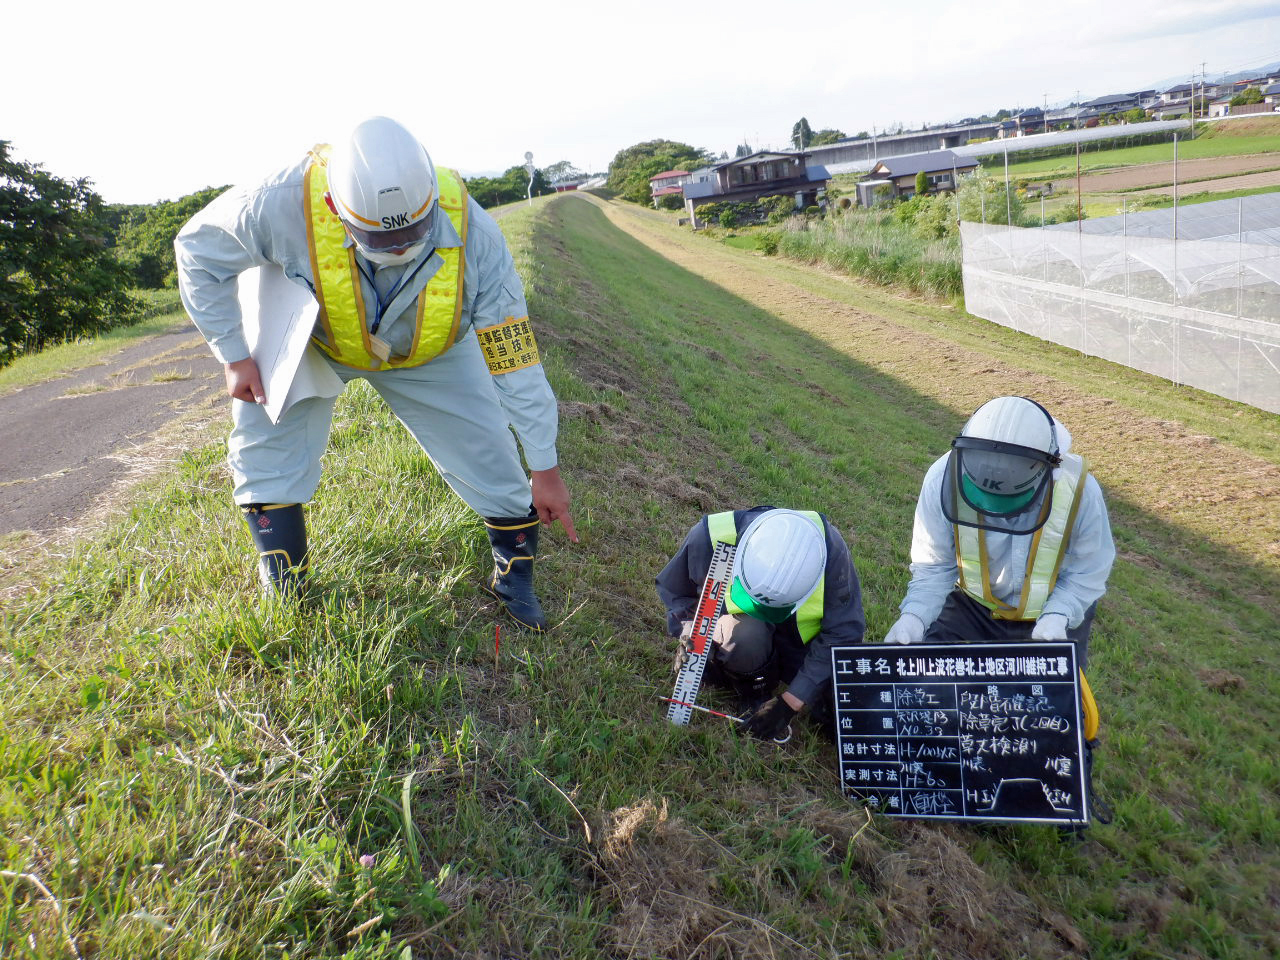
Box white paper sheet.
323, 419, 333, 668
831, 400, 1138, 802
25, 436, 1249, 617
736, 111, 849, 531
237, 266, 343, 424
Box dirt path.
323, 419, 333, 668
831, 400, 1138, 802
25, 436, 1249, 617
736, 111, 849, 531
1129, 167, 1280, 196
578, 195, 1280, 596
3, 201, 522, 548
1054, 154, 1280, 193
0, 322, 224, 538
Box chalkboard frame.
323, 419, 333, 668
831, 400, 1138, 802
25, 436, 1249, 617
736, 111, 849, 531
831, 642, 1089, 826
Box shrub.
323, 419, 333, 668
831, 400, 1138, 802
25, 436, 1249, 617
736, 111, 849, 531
837, 196, 852, 210
915, 170, 929, 196
656, 194, 684, 211
693, 202, 724, 226
757, 231, 780, 255
771, 206, 962, 299
759, 194, 795, 224
955, 173, 1025, 226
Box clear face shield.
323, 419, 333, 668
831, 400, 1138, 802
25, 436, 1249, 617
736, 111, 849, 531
940, 436, 1060, 534
343, 208, 435, 253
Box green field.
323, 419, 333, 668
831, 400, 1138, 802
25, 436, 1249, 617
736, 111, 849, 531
2, 195, 1277, 958
986, 129, 1280, 180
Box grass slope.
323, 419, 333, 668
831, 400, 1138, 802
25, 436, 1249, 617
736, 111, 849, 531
2, 196, 1277, 959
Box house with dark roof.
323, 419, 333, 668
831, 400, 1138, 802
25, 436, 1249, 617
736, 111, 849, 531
1013, 107, 1045, 135
855, 150, 979, 205
1084, 93, 1139, 113
1151, 99, 1192, 119
681, 151, 829, 225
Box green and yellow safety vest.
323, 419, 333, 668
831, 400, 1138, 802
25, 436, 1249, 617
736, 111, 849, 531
707, 510, 825, 642
953, 453, 1089, 621
303, 144, 469, 371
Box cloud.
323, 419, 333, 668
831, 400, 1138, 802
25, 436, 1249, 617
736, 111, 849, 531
1109, 1, 1280, 42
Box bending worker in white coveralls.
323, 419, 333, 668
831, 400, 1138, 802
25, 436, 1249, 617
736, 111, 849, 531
657, 508, 866, 741
175, 116, 575, 631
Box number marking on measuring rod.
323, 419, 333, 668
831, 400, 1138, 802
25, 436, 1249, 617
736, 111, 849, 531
667, 540, 736, 726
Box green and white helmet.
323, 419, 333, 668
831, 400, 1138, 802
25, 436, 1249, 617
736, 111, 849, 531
729, 509, 826, 624
945, 396, 1061, 530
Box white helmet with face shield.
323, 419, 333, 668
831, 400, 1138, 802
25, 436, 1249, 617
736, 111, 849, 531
943, 396, 1061, 533
326, 116, 437, 265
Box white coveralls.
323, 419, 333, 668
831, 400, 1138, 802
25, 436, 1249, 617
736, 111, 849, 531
174, 155, 557, 517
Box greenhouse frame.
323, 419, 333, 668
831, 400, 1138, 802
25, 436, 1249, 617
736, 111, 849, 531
961, 193, 1280, 413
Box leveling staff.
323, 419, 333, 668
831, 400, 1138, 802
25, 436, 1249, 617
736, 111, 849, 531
176, 116, 575, 629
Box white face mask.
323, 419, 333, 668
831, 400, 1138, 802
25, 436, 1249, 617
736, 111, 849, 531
357, 240, 427, 266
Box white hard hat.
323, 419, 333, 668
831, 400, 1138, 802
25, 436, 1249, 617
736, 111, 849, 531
729, 510, 826, 623
327, 116, 438, 252
954, 396, 1059, 514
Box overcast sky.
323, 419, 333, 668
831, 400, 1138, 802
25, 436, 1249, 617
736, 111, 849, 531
4, 0, 1279, 204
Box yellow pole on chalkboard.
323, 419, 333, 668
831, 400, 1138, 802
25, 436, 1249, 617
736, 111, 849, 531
1079, 671, 1099, 740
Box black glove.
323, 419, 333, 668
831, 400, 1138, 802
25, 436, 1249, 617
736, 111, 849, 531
741, 696, 797, 741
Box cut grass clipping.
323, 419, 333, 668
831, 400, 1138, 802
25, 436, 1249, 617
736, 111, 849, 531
2, 194, 1277, 959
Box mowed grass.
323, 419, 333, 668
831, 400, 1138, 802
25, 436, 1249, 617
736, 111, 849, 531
2, 196, 1278, 959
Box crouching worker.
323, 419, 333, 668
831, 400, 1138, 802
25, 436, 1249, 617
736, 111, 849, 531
884, 397, 1115, 811
657, 507, 866, 740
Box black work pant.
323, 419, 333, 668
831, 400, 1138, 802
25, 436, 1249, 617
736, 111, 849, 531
923, 589, 1095, 672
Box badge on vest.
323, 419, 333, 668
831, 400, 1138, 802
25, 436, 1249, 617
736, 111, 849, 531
477, 316, 541, 374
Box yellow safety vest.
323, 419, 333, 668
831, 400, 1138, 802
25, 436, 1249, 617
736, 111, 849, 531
303, 145, 469, 370
707, 510, 825, 642
952, 456, 1098, 740
953, 453, 1089, 621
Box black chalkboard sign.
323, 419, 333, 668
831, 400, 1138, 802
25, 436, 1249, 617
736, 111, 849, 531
830, 643, 1088, 825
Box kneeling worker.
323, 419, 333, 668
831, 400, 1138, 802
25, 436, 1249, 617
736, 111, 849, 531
657, 507, 866, 740
884, 395, 1115, 663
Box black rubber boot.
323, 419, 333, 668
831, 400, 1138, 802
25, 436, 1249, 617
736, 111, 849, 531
242, 503, 308, 598
724, 657, 780, 713
482, 510, 546, 632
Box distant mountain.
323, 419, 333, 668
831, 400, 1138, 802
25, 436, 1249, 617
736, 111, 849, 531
1149, 61, 1280, 92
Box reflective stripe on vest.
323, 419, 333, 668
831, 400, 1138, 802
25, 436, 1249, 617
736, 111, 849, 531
707, 510, 825, 643
954, 454, 1089, 620
303, 145, 469, 370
